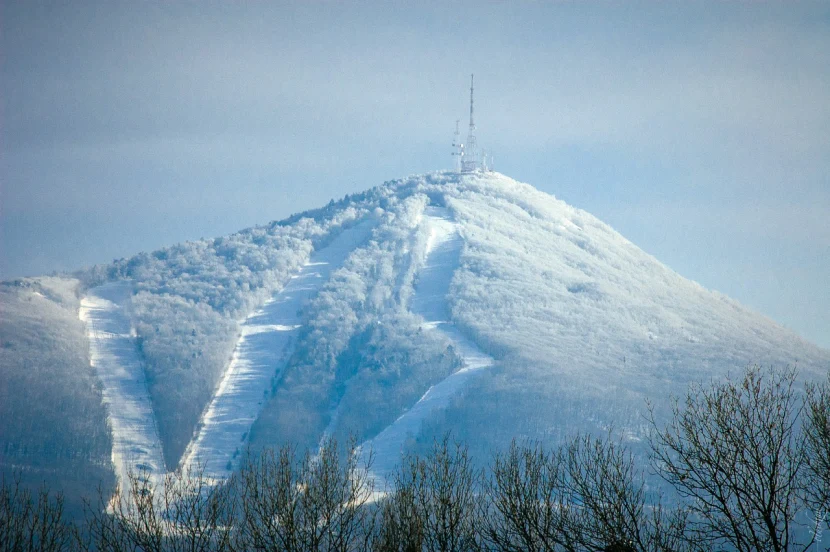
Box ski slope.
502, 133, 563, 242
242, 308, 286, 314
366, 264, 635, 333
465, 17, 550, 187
362, 206, 494, 483
181, 219, 377, 479
79, 281, 166, 496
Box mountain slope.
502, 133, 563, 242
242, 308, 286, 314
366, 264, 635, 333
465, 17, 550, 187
398, 172, 829, 458
181, 218, 378, 478
79, 281, 166, 494
256, 172, 828, 464
0, 277, 114, 515
85, 198, 378, 467
2, 171, 828, 496
360, 206, 495, 480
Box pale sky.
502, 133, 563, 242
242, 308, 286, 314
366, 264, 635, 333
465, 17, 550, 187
2, 1, 829, 348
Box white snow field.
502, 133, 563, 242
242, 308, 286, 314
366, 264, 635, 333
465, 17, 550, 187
79, 281, 166, 496
362, 206, 494, 483
181, 219, 377, 479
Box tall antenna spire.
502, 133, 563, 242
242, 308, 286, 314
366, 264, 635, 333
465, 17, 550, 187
469, 74, 475, 130
461, 74, 478, 173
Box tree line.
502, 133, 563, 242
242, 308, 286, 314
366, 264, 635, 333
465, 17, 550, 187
2, 366, 829, 552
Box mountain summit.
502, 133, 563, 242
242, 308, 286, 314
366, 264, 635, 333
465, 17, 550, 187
2, 171, 828, 498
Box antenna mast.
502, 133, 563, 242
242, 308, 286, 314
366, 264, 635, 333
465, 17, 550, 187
461, 74, 478, 173
451, 119, 463, 172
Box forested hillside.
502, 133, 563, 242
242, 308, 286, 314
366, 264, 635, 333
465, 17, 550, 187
77, 192, 379, 467
2, 171, 827, 507
0, 277, 114, 515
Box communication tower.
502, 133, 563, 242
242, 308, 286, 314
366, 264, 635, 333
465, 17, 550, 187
451, 119, 463, 172
461, 74, 479, 173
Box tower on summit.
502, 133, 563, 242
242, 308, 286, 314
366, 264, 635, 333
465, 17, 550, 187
461, 74, 479, 173
451, 119, 463, 173
453, 74, 490, 174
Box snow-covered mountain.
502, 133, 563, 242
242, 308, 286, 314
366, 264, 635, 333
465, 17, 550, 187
2, 171, 828, 500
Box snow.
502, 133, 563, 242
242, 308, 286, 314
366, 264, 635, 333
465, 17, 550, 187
361, 206, 494, 484
74, 171, 829, 491
79, 281, 166, 497
181, 219, 377, 478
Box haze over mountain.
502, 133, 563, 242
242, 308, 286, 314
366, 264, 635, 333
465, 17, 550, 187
5, 2, 830, 350
2, 171, 827, 506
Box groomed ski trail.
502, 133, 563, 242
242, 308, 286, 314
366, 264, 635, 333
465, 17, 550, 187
79, 281, 166, 497
182, 219, 377, 479
361, 206, 494, 484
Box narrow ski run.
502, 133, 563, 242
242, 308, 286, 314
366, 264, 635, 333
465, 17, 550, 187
79, 281, 166, 497
361, 206, 494, 483
182, 220, 377, 479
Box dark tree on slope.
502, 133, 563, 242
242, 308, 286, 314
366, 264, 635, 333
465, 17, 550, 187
648, 366, 814, 552
0, 475, 73, 552
0, 281, 115, 515
482, 438, 692, 552
77, 466, 236, 552
483, 441, 569, 552
234, 436, 375, 552
374, 436, 481, 552
372, 462, 425, 552
805, 372, 830, 545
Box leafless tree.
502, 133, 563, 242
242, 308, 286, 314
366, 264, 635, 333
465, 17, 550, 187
234, 436, 374, 552
372, 462, 425, 552
805, 372, 830, 547
375, 436, 481, 552
9, 365, 828, 552
482, 437, 692, 552
234, 445, 301, 551
415, 436, 481, 552
482, 441, 571, 552
76, 466, 236, 552
562, 434, 693, 552
0, 474, 73, 552
649, 365, 812, 552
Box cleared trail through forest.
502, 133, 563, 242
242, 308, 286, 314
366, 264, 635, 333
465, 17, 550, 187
182, 220, 377, 479
362, 206, 494, 483
80, 281, 166, 497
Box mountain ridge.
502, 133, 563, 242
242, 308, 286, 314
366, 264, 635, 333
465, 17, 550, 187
2, 170, 827, 501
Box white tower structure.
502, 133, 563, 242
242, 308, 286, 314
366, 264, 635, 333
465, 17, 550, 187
461, 74, 479, 173
451, 119, 463, 172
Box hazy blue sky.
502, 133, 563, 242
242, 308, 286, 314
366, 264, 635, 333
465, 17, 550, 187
2, 1, 829, 348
